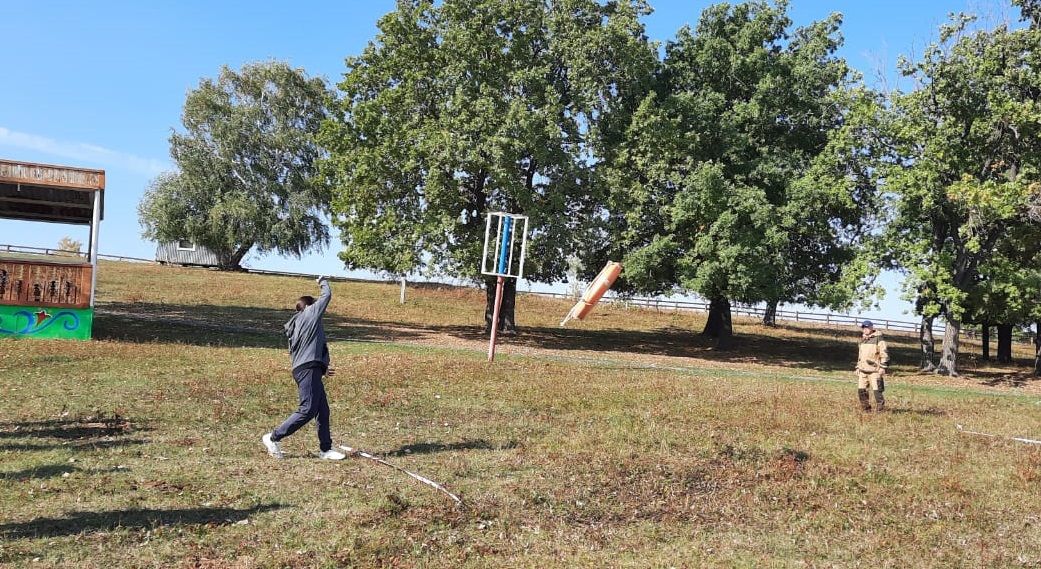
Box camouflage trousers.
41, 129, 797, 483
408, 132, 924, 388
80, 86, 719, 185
856, 370, 884, 392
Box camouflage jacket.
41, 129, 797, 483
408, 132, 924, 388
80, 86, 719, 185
857, 330, 890, 373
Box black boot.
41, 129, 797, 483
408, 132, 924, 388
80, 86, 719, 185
858, 389, 871, 411
873, 390, 885, 412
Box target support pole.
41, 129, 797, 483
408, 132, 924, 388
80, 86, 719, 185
488, 276, 505, 361
481, 212, 527, 363
487, 216, 513, 362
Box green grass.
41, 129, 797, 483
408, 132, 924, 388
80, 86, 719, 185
0, 251, 89, 265
2, 262, 1040, 567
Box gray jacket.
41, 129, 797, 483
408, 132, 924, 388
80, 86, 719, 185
284, 280, 332, 372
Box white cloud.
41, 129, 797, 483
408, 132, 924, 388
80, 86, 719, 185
0, 126, 169, 176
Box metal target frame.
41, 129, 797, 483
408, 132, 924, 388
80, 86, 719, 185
481, 212, 529, 361
481, 212, 529, 279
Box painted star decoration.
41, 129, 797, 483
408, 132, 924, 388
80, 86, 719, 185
34, 310, 50, 326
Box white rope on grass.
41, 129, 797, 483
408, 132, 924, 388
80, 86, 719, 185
955, 424, 1041, 445
339, 446, 466, 508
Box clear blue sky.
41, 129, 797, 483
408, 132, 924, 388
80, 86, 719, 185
0, 0, 1012, 320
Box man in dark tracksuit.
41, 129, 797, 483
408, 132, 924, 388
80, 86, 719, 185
262, 276, 345, 460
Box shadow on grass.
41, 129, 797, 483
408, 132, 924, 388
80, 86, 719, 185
0, 414, 149, 453
0, 439, 149, 452
0, 464, 81, 482
0, 415, 150, 454
411, 321, 890, 373
384, 439, 520, 457
93, 302, 427, 348
0, 416, 147, 441
0, 464, 128, 482
974, 370, 1041, 388
0, 504, 286, 540
92, 301, 934, 375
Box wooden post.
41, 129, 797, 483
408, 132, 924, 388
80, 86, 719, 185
400, 277, 406, 304
488, 276, 505, 362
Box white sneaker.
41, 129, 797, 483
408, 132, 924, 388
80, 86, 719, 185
318, 449, 346, 460
262, 433, 283, 459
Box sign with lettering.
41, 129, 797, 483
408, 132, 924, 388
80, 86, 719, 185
0, 159, 105, 191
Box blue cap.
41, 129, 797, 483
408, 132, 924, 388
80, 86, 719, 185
860, 320, 874, 328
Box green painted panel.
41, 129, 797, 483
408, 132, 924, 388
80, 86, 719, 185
0, 305, 93, 340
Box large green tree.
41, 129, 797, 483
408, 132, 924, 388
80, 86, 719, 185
593, 0, 876, 347
140, 61, 333, 269
320, 0, 655, 332
879, 9, 1041, 376
975, 218, 1041, 369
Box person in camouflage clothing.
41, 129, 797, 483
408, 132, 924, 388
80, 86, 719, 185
856, 320, 890, 412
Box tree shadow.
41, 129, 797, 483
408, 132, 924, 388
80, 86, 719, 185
93, 301, 427, 348
0, 464, 128, 482
0, 415, 146, 441
0, 464, 81, 482
383, 439, 519, 457
395, 320, 905, 373
0, 439, 149, 452
92, 301, 927, 375
0, 504, 286, 540
973, 370, 1041, 388
0, 415, 149, 452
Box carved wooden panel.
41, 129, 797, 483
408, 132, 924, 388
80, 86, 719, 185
0, 260, 92, 308
0, 159, 105, 191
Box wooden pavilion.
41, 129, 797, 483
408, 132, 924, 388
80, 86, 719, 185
0, 159, 104, 340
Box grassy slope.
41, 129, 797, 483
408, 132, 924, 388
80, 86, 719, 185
1, 262, 1040, 568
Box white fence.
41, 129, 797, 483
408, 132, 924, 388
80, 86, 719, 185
0, 243, 153, 264
3, 242, 1035, 344
533, 291, 1036, 344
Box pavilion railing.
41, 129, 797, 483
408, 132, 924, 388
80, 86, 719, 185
0, 259, 93, 309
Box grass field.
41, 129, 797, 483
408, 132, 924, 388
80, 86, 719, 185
2, 262, 1041, 568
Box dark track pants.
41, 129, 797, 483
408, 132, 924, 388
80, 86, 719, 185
271, 364, 332, 452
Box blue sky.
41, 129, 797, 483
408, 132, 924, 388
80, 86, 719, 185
0, 0, 1013, 320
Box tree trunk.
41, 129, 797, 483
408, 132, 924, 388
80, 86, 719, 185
1034, 321, 1040, 376
702, 296, 733, 349
997, 324, 1013, 364
716, 299, 734, 350
484, 277, 517, 336
919, 315, 937, 372
981, 323, 990, 361
762, 300, 778, 327
703, 297, 724, 336
220, 244, 252, 270
936, 317, 961, 377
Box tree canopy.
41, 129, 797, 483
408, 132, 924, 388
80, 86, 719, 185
877, 10, 1041, 375
140, 61, 333, 269
592, 0, 877, 346
320, 0, 657, 331
320, 0, 656, 283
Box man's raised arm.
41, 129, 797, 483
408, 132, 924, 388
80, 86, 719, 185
313, 276, 333, 315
